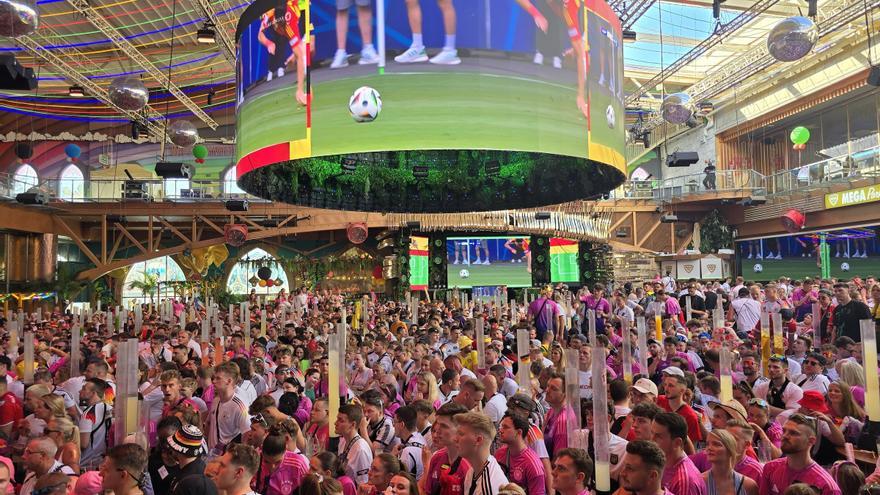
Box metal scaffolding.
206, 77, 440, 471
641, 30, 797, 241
611, 0, 657, 30
66, 0, 219, 129
186, 0, 235, 65
15, 29, 168, 142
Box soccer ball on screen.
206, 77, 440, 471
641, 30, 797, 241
349, 86, 382, 123
753, 263, 763, 273
841, 262, 850, 272
459, 269, 470, 279
605, 105, 616, 129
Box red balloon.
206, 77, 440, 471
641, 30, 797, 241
781, 209, 806, 233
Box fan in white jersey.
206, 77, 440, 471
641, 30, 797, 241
455, 412, 508, 495
393, 405, 426, 478
335, 404, 373, 484
206, 362, 252, 457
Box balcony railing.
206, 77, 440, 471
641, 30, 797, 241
36, 178, 268, 203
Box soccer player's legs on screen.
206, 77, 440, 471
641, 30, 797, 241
395, 0, 459, 64
331, 0, 377, 69
556, 0, 588, 117
476, 240, 490, 265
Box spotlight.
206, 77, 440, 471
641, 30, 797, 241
697, 101, 714, 114
623, 29, 637, 43
68, 85, 85, 97
413, 165, 429, 179
341, 156, 357, 173
197, 22, 216, 44
807, 0, 817, 17
130, 120, 148, 140
712, 0, 721, 19
207, 88, 216, 105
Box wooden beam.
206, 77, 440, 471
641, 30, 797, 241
276, 214, 299, 229
148, 216, 153, 251
156, 217, 191, 244
197, 215, 225, 235
608, 212, 633, 233
234, 214, 265, 231
115, 223, 147, 254
108, 231, 124, 262
101, 215, 107, 264
637, 219, 663, 249
56, 219, 101, 267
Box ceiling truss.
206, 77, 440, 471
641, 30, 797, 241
625, 0, 784, 107
15, 28, 169, 141
65, 0, 219, 129
186, 0, 235, 65
639, 0, 880, 133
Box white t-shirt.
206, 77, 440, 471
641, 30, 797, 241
398, 432, 427, 478
578, 370, 592, 399
5, 376, 23, 400
483, 393, 508, 425
338, 435, 373, 484
139, 382, 165, 422
206, 395, 251, 453
795, 374, 830, 394
79, 402, 113, 470
235, 379, 258, 407
462, 455, 509, 495
500, 377, 519, 399
753, 379, 804, 414
731, 298, 761, 332
185, 339, 203, 359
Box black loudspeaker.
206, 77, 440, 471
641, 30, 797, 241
578, 241, 593, 284
868, 66, 880, 87
14, 142, 33, 160
394, 229, 412, 298
155, 161, 193, 179
225, 199, 248, 211
666, 151, 700, 168
530, 236, 550, 285
16, 191, 49, 205
0, 55, 37, 91
429, 236, 447, 289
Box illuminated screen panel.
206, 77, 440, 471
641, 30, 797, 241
738, 226, 880, 281
409, 236, 429, 291
550, 237, 579, 283
447, 236, 532, 289
234, 0, 625, 213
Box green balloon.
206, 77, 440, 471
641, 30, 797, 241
192, 144, 209, 159
790, 126, 810, 145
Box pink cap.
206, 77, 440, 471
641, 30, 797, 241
74, 471, 104, 495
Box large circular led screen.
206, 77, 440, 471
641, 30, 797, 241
235, 0, 626, 212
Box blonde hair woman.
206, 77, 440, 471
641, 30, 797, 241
46, 416, 81, 474
415, 371, 440, 409
703, 429, 758, 495
35, 394, 68, 423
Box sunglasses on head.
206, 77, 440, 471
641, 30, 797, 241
748, 398, 769, 408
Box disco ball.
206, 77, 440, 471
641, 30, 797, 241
108, 76, 149, 111
767, 16, 818, 62
0, 0, 38, 37
168, 120, 199, 147
661, 93, 693, 125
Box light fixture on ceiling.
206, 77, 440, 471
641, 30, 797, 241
623, 29, 637, 43
68, 85, 85, 97
197, 22, 216, 44
130, 120, 148, 140
207, 88, 216, 105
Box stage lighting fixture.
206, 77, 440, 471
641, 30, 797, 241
341, 156, 357, 173
68, 85, 85, 97
197, 22, 216, 44
660, 213, 678, 223
698, 101, 715, 113
623, 30, 637, 43
808, 0, 817, 17
207, 88, 216, 105
130, 120, 148, 140
405, 221, 421, 229
535, 212, 551, 220
413, 165, 429, 179
712, 0, 721, 19
225, 199, 249, 211
867, 66, 880, 87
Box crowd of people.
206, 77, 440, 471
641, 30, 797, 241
0, 274, 880, 495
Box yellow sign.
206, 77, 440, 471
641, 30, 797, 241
825, 184, 880, 209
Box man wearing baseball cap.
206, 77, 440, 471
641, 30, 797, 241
657, 366, 703, 444
795, 352, 830, 394
630, 378, 658, 406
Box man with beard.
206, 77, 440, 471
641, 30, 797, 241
753, 355, 803, 419
740, 352, 768, 388
758, 413, 841, 495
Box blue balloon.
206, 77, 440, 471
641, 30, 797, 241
64, 143, 81, 159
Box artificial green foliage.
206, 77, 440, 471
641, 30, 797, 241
700, 209, 734, 254
238, 149, 624, 213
